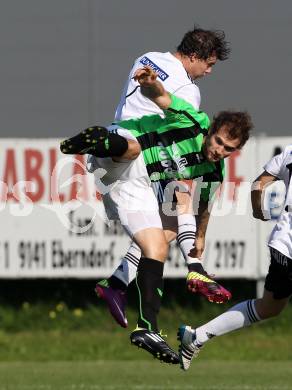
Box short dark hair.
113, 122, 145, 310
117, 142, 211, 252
210, 111, 253, 148
177, 25, 231, 61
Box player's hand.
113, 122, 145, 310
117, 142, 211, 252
252, 210, 270, 221
133, 66, 157, 87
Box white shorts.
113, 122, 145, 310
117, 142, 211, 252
102, 177, 162, 236
87, 127, 162, 237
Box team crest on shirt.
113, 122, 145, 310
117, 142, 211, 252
139, 56, 169, 81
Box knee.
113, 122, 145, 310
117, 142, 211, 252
124, 140, 141, 160
146, 240, 169, 261
165, 230, 177, 243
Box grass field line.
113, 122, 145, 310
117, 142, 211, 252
0, 386, 291, 390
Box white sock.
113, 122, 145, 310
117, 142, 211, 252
195, 299, 261, 345
176, 213, 198, 266
112, 241, 141, 286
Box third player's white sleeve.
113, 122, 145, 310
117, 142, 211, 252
264, 149, 286, 180
267, 145, 292, 258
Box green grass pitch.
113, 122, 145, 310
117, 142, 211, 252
1, 302, 292, 389
0, 361, 291, 390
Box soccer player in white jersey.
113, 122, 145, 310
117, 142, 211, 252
96, 25, 232, 327
178, 145, 292, 370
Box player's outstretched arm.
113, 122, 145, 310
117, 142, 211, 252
133, 66, 171, 110
251, 171, 278, 220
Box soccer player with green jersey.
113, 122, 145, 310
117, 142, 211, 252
117, 92, 222, 184
60, 66, 252, 363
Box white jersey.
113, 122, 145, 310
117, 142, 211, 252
89, 51, 202, 191
265, 145, 292, 258
115, 51, 201, 121
113, 51, 201, 193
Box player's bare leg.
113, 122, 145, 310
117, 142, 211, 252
178, 290, 290, 370
255, 290, 289, 319
161, 193, 232, 304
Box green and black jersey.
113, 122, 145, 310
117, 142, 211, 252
117, 94, 225, 201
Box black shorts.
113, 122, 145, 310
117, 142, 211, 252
264, 247, 292, 299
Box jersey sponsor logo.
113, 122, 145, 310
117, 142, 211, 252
172, 142, 188, 172
156, 141, 177, 178
139, 56, 169, 81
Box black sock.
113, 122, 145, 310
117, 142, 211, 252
136, 257, 164, 332
108, 275, 127, 292
188, 262, 206, 274
91, 133, 129, 157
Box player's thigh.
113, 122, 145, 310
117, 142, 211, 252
118, 203, 167, 261
121, 213, 168, 261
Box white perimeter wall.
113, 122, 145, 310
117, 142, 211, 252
0, 137, 290, 279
